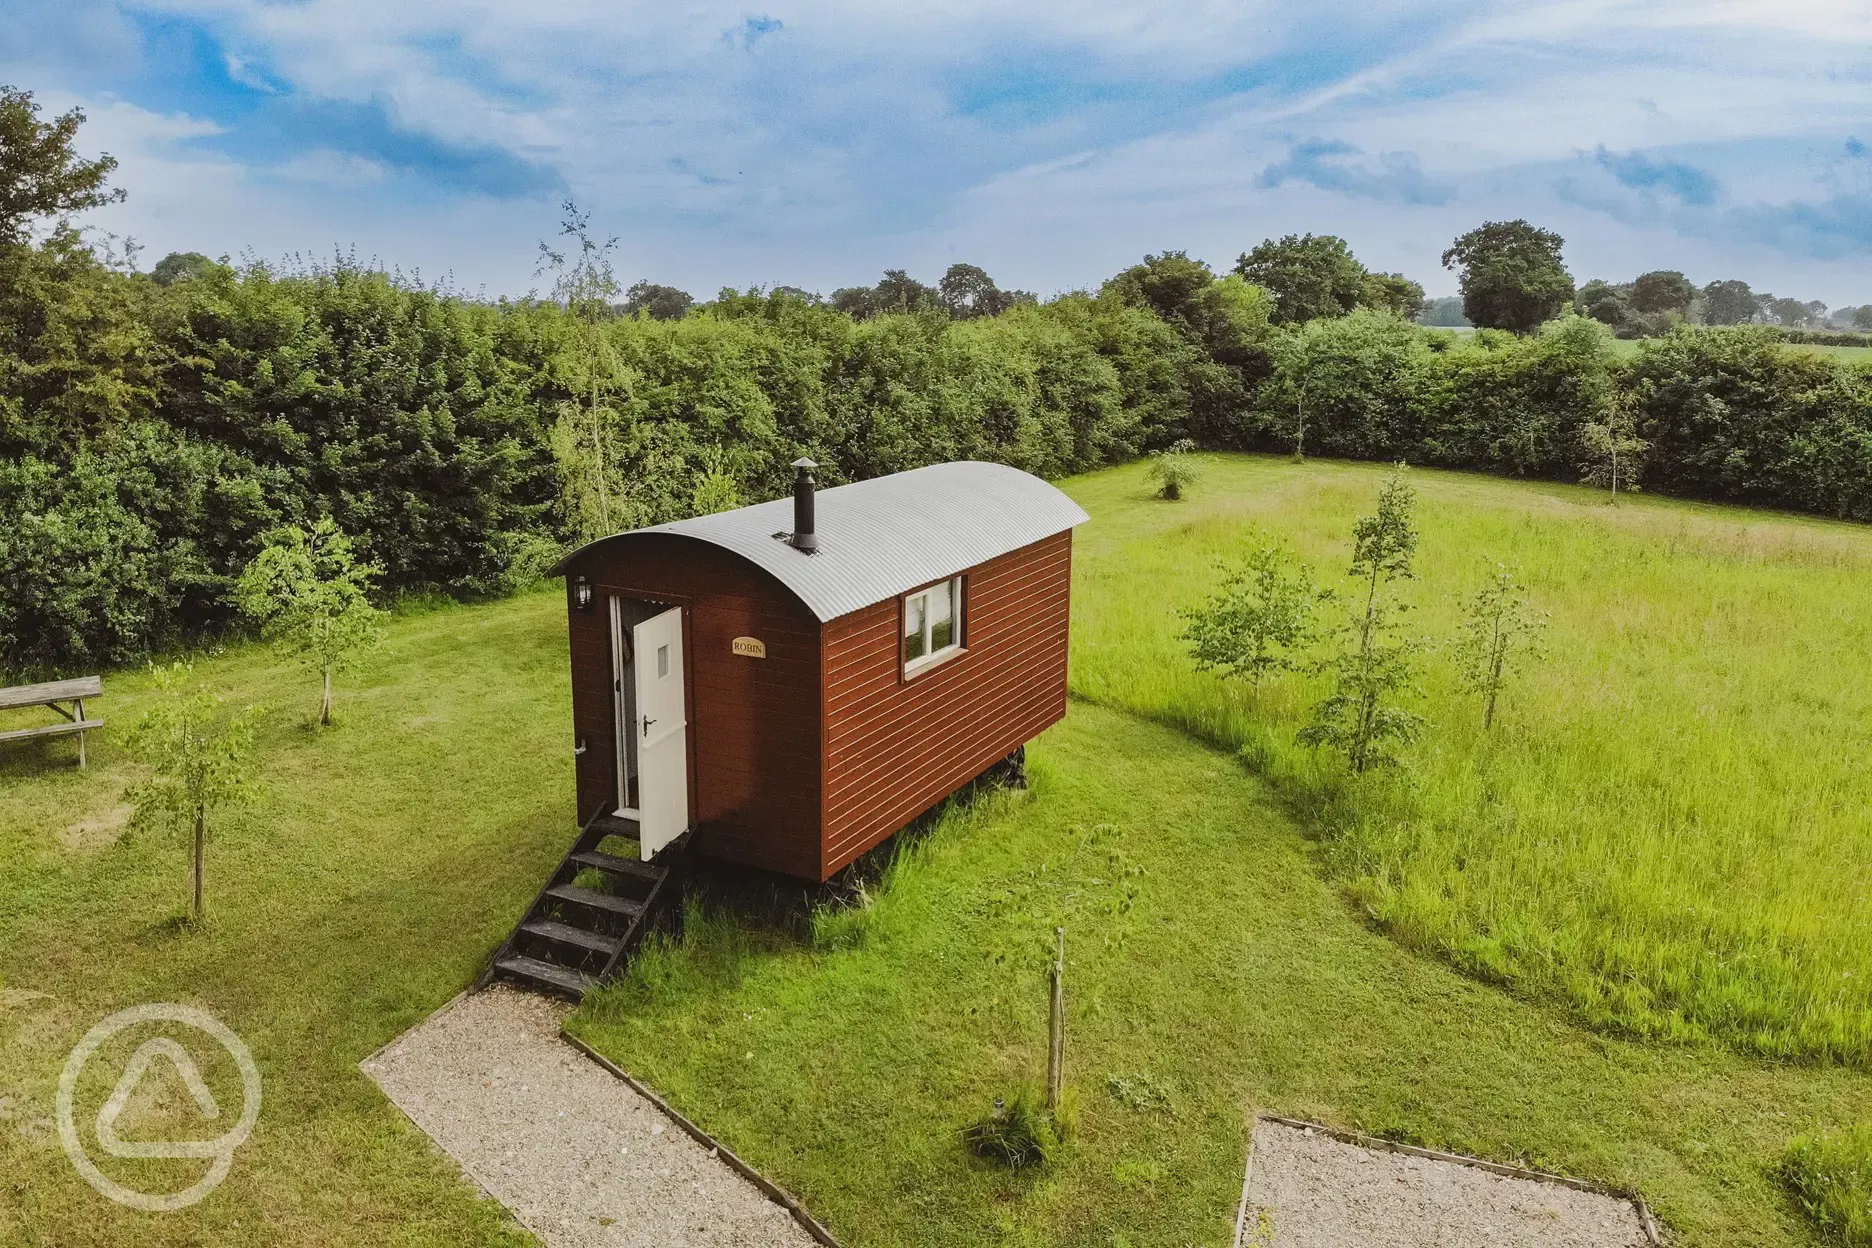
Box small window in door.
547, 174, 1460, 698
657, 644, 670, 678
903, 576, 964, 675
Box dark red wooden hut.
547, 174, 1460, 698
554, 458, 1087, 882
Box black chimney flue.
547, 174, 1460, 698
790, 457, 819, 553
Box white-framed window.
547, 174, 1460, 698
903, 576, 964, 675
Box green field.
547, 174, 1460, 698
5, 455, 1872, 1245
577, 702, 1868, 1247
1438, 325, 1871, 363
1069, 456, 1872, 1063
0, 595, 568, 1247
1600, 335, 1871, 362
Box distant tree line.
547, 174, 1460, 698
3, 84, 1871, 678
1575, 270, 1868, 339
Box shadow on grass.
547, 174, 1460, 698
0, 730, 89, 780
585, 755, 1031, 1022
132, 912, 206, 945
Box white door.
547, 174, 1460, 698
609, 597, 635, 816
632, 607, 689, 858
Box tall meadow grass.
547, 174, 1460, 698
1067, 454, 1872, 1063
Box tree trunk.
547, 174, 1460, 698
320, 666, 333, 726
1484, 629, 1506, 730
1046, 928, 1065, 1115
589, 365, 610, 532
192, 805, 206, 921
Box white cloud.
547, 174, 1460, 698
27, 0, 1872, 301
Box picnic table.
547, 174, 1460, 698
0, 676, 105, 767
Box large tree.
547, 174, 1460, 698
1761, 295, 1819, 328
1361, 271, 1426, 320
831, 269, 943, 320
151, 250, 219, 286
1103, 250, 1216, 324
1440, 219, 1574, 334
621, 280, 693, 321
937, 263, 1031, 319
1700, 279, 1758, 326
0, 85, 125, 246
1101, 252, 1276, 445
1577, 279, 1631, 328
1630, 270, 1694, 315
1234, 233, 1368, 324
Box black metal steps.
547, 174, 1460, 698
544, 883, 644, 918
478, 813, 690, 1001
520, 918, 624, 956
570, 849, 663, 881
495, 954, 596, 996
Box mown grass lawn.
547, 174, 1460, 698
0, 591, 575, 1247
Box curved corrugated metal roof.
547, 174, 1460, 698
557, 460, 1089, 622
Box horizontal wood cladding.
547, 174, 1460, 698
567, 533, 824, 879
819, 531, 1072, 876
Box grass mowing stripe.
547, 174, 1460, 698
0, 588, 571, 1247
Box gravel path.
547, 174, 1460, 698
1241, 1120, 1651, 1248
362, 987, 818, 1248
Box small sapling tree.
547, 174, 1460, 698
539, 199, 633, 544
1145, 439, 1200, 500
1579, 399, 1647, 502
1454, 561, 1547, 730
1300, 466, 1426, 772
1179, 533, 1328, 698
126, 663, 259, 923
236, 515, 384, 726
1269, 319, 1328, 461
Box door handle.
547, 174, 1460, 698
642, 715, 656, 735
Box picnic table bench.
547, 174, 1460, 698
0, 676, 105, 767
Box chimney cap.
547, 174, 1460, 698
791, 456, 818, 470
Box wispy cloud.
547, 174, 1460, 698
1592, 146, 1720, 207
11, 0, 1872, 300
1556, 140, 1872, 262
1727, 194, 1872, 258
726, 16, 783, 50
1256, 139, 1454, 205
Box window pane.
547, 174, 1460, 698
657, 644, 669, 678
904, 592, 927, 660
929, 579, 954, 651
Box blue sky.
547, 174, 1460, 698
5, 0, 1870, 303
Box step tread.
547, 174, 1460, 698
569, 849, 663, 881
495, 954, 596, 996
519, 919, 624, 956
587, 813, 642, 840
544, 883, 645, 917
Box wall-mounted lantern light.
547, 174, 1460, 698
574, 574, 594, 611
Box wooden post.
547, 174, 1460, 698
75, 698, 86, 768
1047, 927, 1064, 1114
